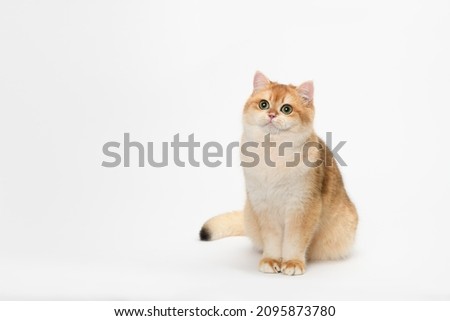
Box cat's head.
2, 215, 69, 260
243, 71, 314, 135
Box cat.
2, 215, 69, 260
199, 71, 358, 275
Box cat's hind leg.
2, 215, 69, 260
307, 203, 358, 261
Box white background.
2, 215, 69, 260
1, 0, 449, 300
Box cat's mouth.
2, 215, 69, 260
264, 122, 284, 132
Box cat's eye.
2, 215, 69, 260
281, 104, 293, 115
259, 100, 270, 110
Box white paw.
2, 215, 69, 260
258, 258, 281, 273
281, 260, 305, 276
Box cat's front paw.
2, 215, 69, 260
281, 260, 305, 276
258, 258, 281, 273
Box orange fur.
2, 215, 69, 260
200, 71, 358, 275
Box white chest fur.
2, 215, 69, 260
241, 125, 314, 218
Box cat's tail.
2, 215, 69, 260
199, 211, 244, 241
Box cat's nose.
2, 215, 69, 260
268, 113, 276, 119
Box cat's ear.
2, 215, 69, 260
297, 81, 314, 102
253, 71, 270, 91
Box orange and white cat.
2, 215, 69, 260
200, 71, 358, 275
